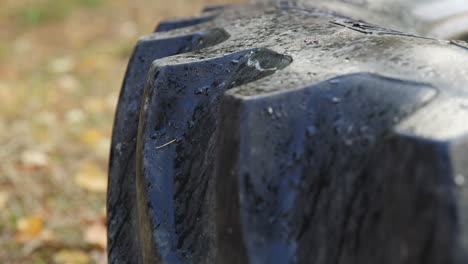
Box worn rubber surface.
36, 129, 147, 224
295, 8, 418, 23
108, 1, 468, 263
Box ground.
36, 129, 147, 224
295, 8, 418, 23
0, 0, 247, 263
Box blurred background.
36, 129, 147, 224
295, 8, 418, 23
0, 0, 247, 263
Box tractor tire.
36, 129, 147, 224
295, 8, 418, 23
107, 1, 468, 263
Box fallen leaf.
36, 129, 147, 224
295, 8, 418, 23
49, 57, 75, 74
76, 54, 110, 73
95, 138, 111, 159
39, 229, 56, 241
84, 222, 107, 249
53, 249, 90, 264
13, 37, 32, 54
90, 249, 108, 264
15, 216, 43, 243
65, 109, 85, 123
106, 92, 118, 110
0, 82, 14, 101
80, 129, 103, 144
20, 150, 49, 168
56, 74, 80, 92
74, 162, 107, 193
83, 97, 107, 113
0, 191, 9, 210
36, 111, 58, 126
118, 21, 137, 38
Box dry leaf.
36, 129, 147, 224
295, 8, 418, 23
90, 249, 108, 264
106, 92, 118, 111
13, 37, 32, 53
118, 21, 137, 38
36, 111, 58, 126
20, 150, 49, 168
83, 97, 107, 113
74, 162, 107, 193
0, 191, 9, 210
95, 138, 111, 159
15, 216, 44, 243
49, 57, 75, 74
0, 82, 14, 101
57, 74, 80, 92
81, 129, 103, 144
77, 54, 110, 73
84, 222, 107, 249
39, 229, 56, 241
53, 249, 90, 264
66, 109, 85, 123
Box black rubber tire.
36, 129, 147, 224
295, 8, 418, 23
107, 1, 468, 263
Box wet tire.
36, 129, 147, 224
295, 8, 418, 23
107, 1, 468, 263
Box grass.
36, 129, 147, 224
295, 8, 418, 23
13, 0, 105, 27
